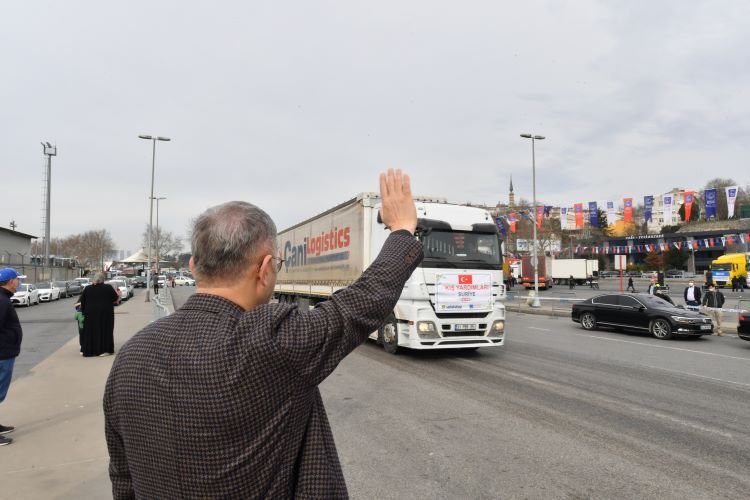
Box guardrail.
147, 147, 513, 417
151, 287, 175, 321
504, 290, 583, 315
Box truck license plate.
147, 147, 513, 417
455, 324, 476, 331
700, 324, 712, 331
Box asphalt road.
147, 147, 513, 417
170, 285, 750, 499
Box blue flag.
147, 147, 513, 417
589, 202, 598, 227
644, 196, 654, 223
704, 188, 717, 219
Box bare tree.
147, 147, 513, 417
142, 225, 184, 262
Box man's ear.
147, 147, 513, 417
189, 257, 195, 274
256, 255, 274, 288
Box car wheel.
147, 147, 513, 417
580, 312, 597, 331
378, 314, 400, 354
650, 318, 673, 340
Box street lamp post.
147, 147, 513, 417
152, 197, 166, 277
139, 135, 171, 302
520, 133, 546, 308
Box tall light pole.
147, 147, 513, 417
41, 142, 57, 281
139, 135, 171, 302
152, 197, 166, 277
520, 133, 546, 307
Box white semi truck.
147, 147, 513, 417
274, 193, 507, 353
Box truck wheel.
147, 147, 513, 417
378, 314, 400, 354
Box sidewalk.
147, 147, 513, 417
0, 290, 171, 499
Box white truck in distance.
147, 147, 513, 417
549, 258, 599, 286
275, 193, 507, 353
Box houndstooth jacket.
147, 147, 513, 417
104, 230, 423, 499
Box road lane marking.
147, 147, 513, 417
639, 364, 750, 390
584, 335, 750, 362
526, 326, 551, 332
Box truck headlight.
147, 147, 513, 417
416, 321, 439, 339
491, 320, 505, 335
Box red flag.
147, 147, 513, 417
458, 275, 473, 284
683, 191, 694, 221
623, 198, 633, 223
510, 212, 517, 233
536, 206, 544, 228
574, 203, 584, 229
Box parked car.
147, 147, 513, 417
626, 271, 641, 277
105, 281, 123, 305
74, 277, 91, 289
665, 269, 684, 279
174, 276, 195, 286
132, 276, 147, 288
157, 275, 167, 288
65, 280, 83, 296
641, 271, 658, 279
108, 279, 129, 302
738, 312, 750, 341
36, 282, 62, 302
12, 283, 40, 307
599, 270, 621, 278
53, 280, 71, 298
119, 277, 135, 298
572, 293, 713, 339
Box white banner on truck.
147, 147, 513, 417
434, 273, 493, 312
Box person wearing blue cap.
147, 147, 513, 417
0, 267, 23, 446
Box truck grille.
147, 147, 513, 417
435, 312, 490, 319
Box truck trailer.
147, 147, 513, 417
550, 258, 599, 286
521, 255, 552, 290
274, 193, 507, 353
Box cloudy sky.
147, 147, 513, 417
3, 0, 750, 253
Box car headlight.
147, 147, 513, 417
670, 316, 694, 323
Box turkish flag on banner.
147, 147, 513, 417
623, 198, 633, 223
683, 191, 694, 221
458, 275, 473, 285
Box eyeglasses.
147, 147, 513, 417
270, 256, 285, 272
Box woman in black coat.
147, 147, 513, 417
79, 272, 119, 357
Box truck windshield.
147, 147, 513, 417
419, 230, 501, 270
712, 263, 732, 271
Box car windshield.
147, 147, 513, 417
37, 283, 51, 289
642, 295, 676, 308
420, 230, 502, 270
18, 284, 29, 292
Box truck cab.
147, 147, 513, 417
710, 253, 750, 288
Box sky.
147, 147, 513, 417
3, 0, 750, 253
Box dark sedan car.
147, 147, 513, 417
738, 312, 750, 341
572, 293, 713, 339
132, 276, 147, 288
65, 280, 83, 296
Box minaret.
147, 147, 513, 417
508, 175, 515, 208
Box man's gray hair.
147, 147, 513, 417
191, 201, 277, 284
93, 272, 107, 284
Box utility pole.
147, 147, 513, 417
41, 142, 57, 280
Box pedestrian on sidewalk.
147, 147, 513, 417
0, 268, 23, 446
627, 276, 635, 292
569, 274, 575, 289
683, 280, 702, 311
104, 169, 423, 499
79, 272, 118, 357
702, 283, 725, 336
152, 275, 159, 296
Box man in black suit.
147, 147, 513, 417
104, 169, 422, 499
